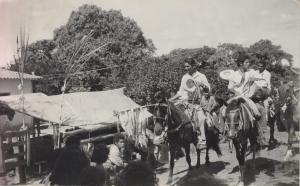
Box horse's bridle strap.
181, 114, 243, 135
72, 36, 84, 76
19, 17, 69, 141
167, 121, 190, 134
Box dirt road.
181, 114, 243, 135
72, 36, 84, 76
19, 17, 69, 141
156, 131, 299, 186
0, 131, 298, 186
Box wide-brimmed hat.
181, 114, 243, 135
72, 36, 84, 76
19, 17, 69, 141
219, 69, 239, 83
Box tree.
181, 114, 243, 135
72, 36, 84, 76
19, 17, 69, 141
52, 5, 155, 92
8, 40, 64, 95
248, 40, 295, 86
126, 41, 296, 104
126, 47, 217, 104
249, 40, 293, 67
207, 43, 244, 69
9, 4, 155, 95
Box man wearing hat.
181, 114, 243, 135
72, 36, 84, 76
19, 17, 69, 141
169, 57, 211, 147
220, 50, 271, 148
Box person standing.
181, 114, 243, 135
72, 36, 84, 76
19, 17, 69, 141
49, 135, 90, 185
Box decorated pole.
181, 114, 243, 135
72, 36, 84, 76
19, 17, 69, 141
14, 27, 29, 184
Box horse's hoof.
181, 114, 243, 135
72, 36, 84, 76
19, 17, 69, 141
284, 150, 293, 161
189, 166, 194, 170
196, 163, 200, 169
237, 181, 245, 186
205, 161, 210, 166
166, 178, 173, 185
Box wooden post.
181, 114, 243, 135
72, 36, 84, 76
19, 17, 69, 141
52, 123, 59, 149
116, 114, 120, 134
113, 110, 121, 134
18, 138, 26, 184
26, 130, 30, 166
0, 136, 5, 174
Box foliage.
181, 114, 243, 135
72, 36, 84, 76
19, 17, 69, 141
52, 5, 155, 92
126, 41, 296, 104
9, 4, 155, 95
7, 5, 296, 103
248, 40, 295, 86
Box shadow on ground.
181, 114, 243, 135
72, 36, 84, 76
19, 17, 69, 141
276, 182, 299, 186
229, 157, 299, 185
175, 161, 229, 186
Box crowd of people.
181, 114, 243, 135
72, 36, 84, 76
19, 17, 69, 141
47, 134, 158, 186
168, 50, 298, 150
45, 51, 298, 186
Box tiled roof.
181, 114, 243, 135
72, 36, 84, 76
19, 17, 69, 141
0, 68, 42, 80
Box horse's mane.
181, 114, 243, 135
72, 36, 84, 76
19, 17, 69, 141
226, 97, 253, 130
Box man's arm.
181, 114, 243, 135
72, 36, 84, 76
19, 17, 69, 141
194, 73, 211, 92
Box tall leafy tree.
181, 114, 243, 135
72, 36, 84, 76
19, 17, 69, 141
9, 4, 155, 95
248, 40, 294, 86
52, 4, 155, 92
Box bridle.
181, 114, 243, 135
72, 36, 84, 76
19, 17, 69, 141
225, 107, 244, 139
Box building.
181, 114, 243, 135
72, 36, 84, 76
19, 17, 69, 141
0, 68, 42, 127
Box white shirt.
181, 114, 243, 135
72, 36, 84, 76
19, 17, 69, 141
253, 69, 271, 90
177, 71, 210, 100
177, 73, 195, 100
228, 69, 257, 95
192, 71, 211, 92
107, 144, 124, 167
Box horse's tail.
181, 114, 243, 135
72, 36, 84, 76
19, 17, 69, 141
206, 125, 222, 156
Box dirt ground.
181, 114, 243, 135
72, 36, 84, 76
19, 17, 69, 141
156, 131, 299, 186
0, 131, 298, 186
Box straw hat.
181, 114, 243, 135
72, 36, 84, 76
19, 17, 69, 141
219, 69, 238, 83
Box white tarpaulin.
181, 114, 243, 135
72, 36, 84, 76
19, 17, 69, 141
0, 88, 152, 130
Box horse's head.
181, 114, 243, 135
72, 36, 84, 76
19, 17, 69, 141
152, 103, 169, 137
225, 98, 244, 138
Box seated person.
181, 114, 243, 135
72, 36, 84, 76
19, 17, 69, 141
103, 133, 126, 171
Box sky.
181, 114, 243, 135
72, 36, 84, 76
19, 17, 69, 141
0, 0, 299, 67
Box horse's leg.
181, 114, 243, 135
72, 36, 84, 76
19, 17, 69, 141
183, 143, 193, 170
205, 145, 210, 166
284, 115, 295, 161
248, 130, 257, 170
167, 144, 175, 184
193, 141, 201, 168
239, 143, 247, 186
284, 129, 294, 161
233, 138, 245, 186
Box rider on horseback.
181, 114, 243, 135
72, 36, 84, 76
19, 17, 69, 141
225, 51, 272, 148
169, 57, 211, 148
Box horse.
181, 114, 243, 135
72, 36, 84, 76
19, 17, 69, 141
151, 99, 221, 184
224, 97, 258, 186
273, 84, 299, 161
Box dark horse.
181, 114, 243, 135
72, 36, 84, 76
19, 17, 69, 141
151, 100, 221, 184
225, 97, 258, 186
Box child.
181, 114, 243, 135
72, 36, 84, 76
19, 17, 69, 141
103, 134, 126, 169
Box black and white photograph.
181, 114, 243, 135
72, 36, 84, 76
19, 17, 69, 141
0, 0, 299, 185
